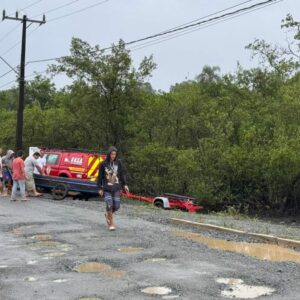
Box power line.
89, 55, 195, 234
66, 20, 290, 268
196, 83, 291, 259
0, 23, 21, 43
156, 0, 255, 35
121, 0, 281, 48
26, 0, 280, 65
0, 25, 41, 56
129, 0, 282, 52
47, 0, 109, 23
19, 0, 43, 12
32, 0, 82, 18
0, 0, 108, 55
0, 69, 47, 90
0, 69, 15, 79
0, 55, 19, 75
0, 78, 17, 89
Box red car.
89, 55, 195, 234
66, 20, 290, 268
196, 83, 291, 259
44, 149, 106, 181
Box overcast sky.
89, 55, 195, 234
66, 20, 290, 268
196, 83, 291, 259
0, 0, 300, 91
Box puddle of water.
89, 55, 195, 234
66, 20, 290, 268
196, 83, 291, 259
31, 234, 52, 241
27, 260, 38, 265
162, 296, 180, 299
53, 279, 68, 283
74, 262, 112, 273
217, 278, 244, 285
174, 231, 300, 263
216, 278, 275, 299
141, 287, 172, 295
24, 277, 37, 282
13, 225, 35, 235
30, 240, 62, 249
0, 265, 8, 268
145, 258, 167, 263
79, 298, 103, 300
118, 247, 144, 253
49, 252, 66, 257
44, 252, 66, 258
104, 270, 126, 278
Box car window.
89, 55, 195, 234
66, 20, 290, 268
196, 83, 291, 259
46, 154, 60, 165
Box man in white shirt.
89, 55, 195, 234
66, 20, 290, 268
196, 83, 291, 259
34, 148, 46, 175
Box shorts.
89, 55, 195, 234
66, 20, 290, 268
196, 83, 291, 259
104, 191, 121, 213
25, 173, 36, 191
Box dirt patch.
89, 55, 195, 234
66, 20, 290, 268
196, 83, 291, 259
104, 270, 126, 278
174, 231, 300, 263
118, 247, 144, 253
74, 262, 111, 273
31, 234, 52, 241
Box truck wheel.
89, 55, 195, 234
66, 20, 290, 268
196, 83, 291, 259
154, 200, 164, 209
52, 183, 68, 200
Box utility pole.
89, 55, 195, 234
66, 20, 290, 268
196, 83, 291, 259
2, 10, 46, 151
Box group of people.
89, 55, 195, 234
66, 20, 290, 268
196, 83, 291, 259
0, 145, 128, 231
0, 148, 46, 201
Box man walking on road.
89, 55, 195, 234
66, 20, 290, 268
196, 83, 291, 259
97, 146, 129, 231
11, 150, 28, 201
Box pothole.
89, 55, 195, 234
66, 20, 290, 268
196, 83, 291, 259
29, 240, 62, 249
79, 298, 103, 300
24, 277, 37, 282
13, 225, 36, 235
74, 262, 112, 273
217, 278, 244, 285
44, 252, 66, 258
73, 262, 126, 278
174, 231, 300, 263
104, 270, 126, 278
216, 278, 275, 299
31, 234, 52, 241
118, 247, 144, 253
29, 240, 71, 252
145, 258, 167, 263
141, 287, 172, 295
53, 279, 68, 283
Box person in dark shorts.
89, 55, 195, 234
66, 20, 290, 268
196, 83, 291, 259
97, 146, 129, 231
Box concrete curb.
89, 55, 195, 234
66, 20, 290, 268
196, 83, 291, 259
170, 218, 300, 248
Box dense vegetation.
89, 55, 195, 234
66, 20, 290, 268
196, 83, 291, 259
1, 15, 299, 215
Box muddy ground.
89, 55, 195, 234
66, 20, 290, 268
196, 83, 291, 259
0, 195, 299, 300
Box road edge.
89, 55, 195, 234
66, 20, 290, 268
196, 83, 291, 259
170, 218, 300, 248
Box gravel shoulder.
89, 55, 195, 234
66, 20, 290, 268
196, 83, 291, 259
54, 195, 300, 241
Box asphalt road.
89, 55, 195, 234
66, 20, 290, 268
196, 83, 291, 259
0, 196, 299, 300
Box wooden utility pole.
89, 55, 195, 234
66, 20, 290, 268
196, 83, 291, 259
2, 10, 46, 151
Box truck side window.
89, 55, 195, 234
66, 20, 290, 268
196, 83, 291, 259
46, 154, 60, 165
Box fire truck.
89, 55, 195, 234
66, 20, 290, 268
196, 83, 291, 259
43, 149, 106, 181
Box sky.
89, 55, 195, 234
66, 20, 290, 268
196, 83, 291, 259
0, 0, 299, 91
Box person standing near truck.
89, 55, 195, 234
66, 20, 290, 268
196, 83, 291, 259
97, 146, 129, 231
25, 151, 44, 197
11, 150, 28, 201
1, 149, 15, 195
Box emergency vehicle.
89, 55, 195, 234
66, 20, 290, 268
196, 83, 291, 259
43, 149, 106, 181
